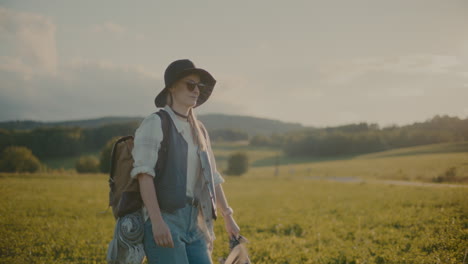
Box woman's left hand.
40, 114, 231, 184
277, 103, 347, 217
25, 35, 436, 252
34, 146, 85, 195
224, 215, 240, 239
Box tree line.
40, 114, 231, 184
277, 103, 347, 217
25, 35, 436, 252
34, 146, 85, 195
0, 123, 249, 161
1, 114, 466, 163
250, 115, 468, 157
0, 122, 139, 160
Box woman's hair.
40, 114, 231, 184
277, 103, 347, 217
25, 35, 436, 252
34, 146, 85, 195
188, 108, 207, 152
166, 91, 207, 152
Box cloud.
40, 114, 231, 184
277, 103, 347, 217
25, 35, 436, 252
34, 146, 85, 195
336, 111, 362, 125
90, 22, 147, 42
0, 10, 161, 121
1, 5, 467, 126
0, 59, 163, 121
385, 86, 425, 97
319, 54, 466, 85
0, 59, 254, 122
91, 22, 126, 35
0, 7, 58, 78
0, 7, 247, 122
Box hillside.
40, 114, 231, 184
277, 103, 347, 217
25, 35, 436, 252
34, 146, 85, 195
0, 113, 307, 137
0, 117, 142, 130
199, 113, 305, 136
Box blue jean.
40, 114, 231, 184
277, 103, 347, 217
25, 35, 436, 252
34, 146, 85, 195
143, 203, 212, 264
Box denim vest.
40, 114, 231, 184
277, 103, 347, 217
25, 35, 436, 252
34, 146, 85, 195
153, 112, 217, 219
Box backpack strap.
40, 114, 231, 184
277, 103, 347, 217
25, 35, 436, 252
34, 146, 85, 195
110, 135, 134, 181
155, 110, 170, 178
108, 135, 134, 206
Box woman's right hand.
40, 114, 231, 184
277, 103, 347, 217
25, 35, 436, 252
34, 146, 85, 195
151, 218, 174, 248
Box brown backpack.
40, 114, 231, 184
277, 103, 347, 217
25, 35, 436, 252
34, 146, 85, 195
108, 110, 170, 219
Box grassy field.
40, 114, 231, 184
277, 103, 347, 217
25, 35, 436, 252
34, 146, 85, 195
2, 142, 467, 263
212, 142, 468, 184
1, 175, 467, 263
42, 141, 468, 184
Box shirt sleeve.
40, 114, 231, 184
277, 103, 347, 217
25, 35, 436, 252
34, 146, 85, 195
201, 121, 225, 185
130, 113, 163, 179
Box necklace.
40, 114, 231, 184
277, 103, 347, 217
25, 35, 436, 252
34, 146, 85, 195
171, 108, 189, 119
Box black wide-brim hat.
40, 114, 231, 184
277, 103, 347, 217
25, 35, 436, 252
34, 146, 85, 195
154, 59, 216, 108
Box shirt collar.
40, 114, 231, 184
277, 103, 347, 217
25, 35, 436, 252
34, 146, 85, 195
162, 105, 188, 134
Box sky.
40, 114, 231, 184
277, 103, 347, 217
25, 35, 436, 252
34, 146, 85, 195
1, 0, 467, 127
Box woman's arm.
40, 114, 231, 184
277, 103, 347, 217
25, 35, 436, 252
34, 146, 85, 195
137, 173, 174, 248
130, 114, 173, 247
197, 120, 240, 238
215, 183, 240, 239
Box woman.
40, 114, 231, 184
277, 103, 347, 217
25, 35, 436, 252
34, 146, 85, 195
130, 59, 240, 263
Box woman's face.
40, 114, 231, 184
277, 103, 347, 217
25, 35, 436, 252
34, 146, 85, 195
169, 74, 201, 109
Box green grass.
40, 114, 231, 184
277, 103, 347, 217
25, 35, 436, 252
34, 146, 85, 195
6, 141, 465, 262
42, 141, 468, 181
215, 141, 468, 183
0, 173, 466, 263
245, 152, 468, 183
216, 177, 468, 263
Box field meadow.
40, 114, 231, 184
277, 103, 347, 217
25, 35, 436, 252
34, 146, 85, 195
212, 142, 468, 184
1, 142, 468, 263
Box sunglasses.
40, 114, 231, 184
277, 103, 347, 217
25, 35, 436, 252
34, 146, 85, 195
185, 80, 207, 91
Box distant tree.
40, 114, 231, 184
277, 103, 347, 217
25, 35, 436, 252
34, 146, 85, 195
28, 127, 85, 158
0, 123, 139, 160
225, 152, 249, 176
270, 133, 286, 147
0, 146, 41, 173
249, 134, 272, 147
75, 155, 100, 173
0, 129, 13, 151
83, 122, 139, 151
209, 129, 248, 142
100, 136, 120, 173
432, 167, 458, 183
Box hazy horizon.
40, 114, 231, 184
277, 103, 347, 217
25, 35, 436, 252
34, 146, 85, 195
2, 111, 463, 130
1, 0, 467, 127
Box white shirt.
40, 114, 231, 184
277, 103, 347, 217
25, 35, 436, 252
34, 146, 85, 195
130, 105, 224, 197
